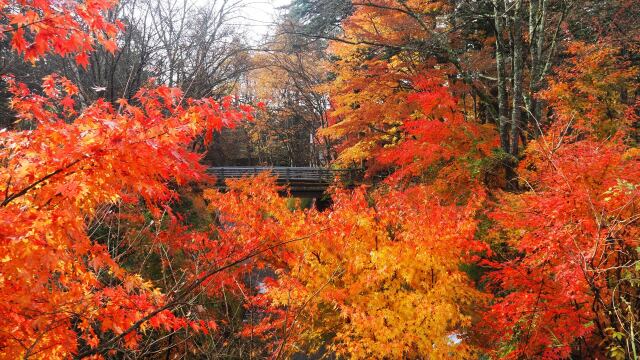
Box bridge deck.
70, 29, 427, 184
208, 167, 358, 197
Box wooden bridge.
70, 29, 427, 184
208, 167, 359, 197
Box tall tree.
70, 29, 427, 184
483, 42, 640, 358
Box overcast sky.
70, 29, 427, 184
237, 0, 291, 42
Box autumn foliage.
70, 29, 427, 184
2, 0, 640, 358
0, 0, 252, 357
481, 43, 640, 358
202, 175, 487, 358
1, 0, 122, 65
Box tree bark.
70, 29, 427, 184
510, 0, 525, 157
493, 0, 510, 154
527, 0, 547, 135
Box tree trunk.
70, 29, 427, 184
493, 0, 510, 154
528, 0, 547, 135
510, 0, 525, 157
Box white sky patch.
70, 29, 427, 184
235, 0, 291, 43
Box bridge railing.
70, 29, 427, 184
208, 167, 358, 184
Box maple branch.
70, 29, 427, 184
1, 158, 82, 207
2, 14, 64, 34
75, 228, 328, 359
